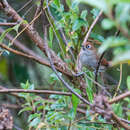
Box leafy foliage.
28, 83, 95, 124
0, 0, 129, 129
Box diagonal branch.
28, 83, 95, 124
43, 26, 91, 106
111, 112, 130, 129
0, 0, 72, 77
0, 42, 71, 75
82, 10, 103, 45
109, 91, 130, 104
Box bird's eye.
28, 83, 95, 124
86, 44, 91, 49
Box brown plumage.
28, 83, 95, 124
76, 42, 109, 72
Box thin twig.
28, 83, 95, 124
0, 43, 49, 66
113, 64, 122, 97
82, 10, 103, 45
72, 116, 113, 125
84, 73, 111, 97
0, 22, 17, 26
17, 0, 33, 13
0, 0, 72, 77
43, 26, 91, 106
46, 0, 76, 63
0, 28, 72, 77
22, 4, 36, 18
0, 88, 72, 96
119, 118, 130, 124
32, 0, 42, 27
0, 86, 19, 97
109, 91, 130, 104
95, 51, 106, 93
111, 112, 130, 129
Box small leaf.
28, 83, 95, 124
102, 18, 115, 30
72, 89, 80, 116
85, 75, 93, 102
18, 107, 32, 115
29, 117, 41, 127
28, 84, 35, 90
111, 0, 130, 4
91, 8, 100, 19
127, 76, 130, 90
112, 51, 130, 66
98, 37, 127, 54
20, 83, 27, 89
68, 108, 75, 120
4, 50, 10, 55
28, 113, 41, 122
90, 32, 105, 42
77, 0, 108, 13
53, 0, 60, 7
49, 27, 54, 44
112, 103, 122, 117
13, 23, 21, 33
80, 10, 88, 21
72, 19, 86, 31
0, 28, 13, 43
71, 1, 79, 12
66, 0, 71, 8
66, 42, 72, 52
37, 105, 44, 111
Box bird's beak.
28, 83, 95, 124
81, 45, 85, 50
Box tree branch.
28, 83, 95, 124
82, 10, 103, 45
111, 112, 130, 129
0, 0, 72, 77
0, 22, 17, 26
0, 88, 72, 96
0, 28, 71, 76
109, 91, 130, 104
43, 26, 91, 106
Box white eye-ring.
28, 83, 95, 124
86, 44, 91, 49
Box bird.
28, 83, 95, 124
76, 41, 110, 73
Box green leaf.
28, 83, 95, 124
45, 10, 66, 57
90, 32, 105, 42
48, 27, 53, 48
71, 1, 79, 12
80, 10, 88, 21
66, 41, 72, 52
0, 28, 14, 43
85, 74, 94, 102
91, 8, 100, 19
115, 3, 130, 31
13, 23, 21, 33
28, 84, 35, 90
18, 93, 27, 98
111, 0, 130, 4
28, 113, 41, 122
112, 103, 122, 117
66, 0, 71, 8
49, 26, 54, 43
77, 0, 108, 13
98, 37, 127, 54
68, 108, 75, 120
112, 50, 130, 66
127, 76, 130, 90
37, 105, 44, 111
72, 19, 86, 31
29, 117, 41, 127
49, 72, 62, 83
18, 107, 33, 115
53, 0, 60, 7
72, 89, 80, 116
102, 18, 115, 30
